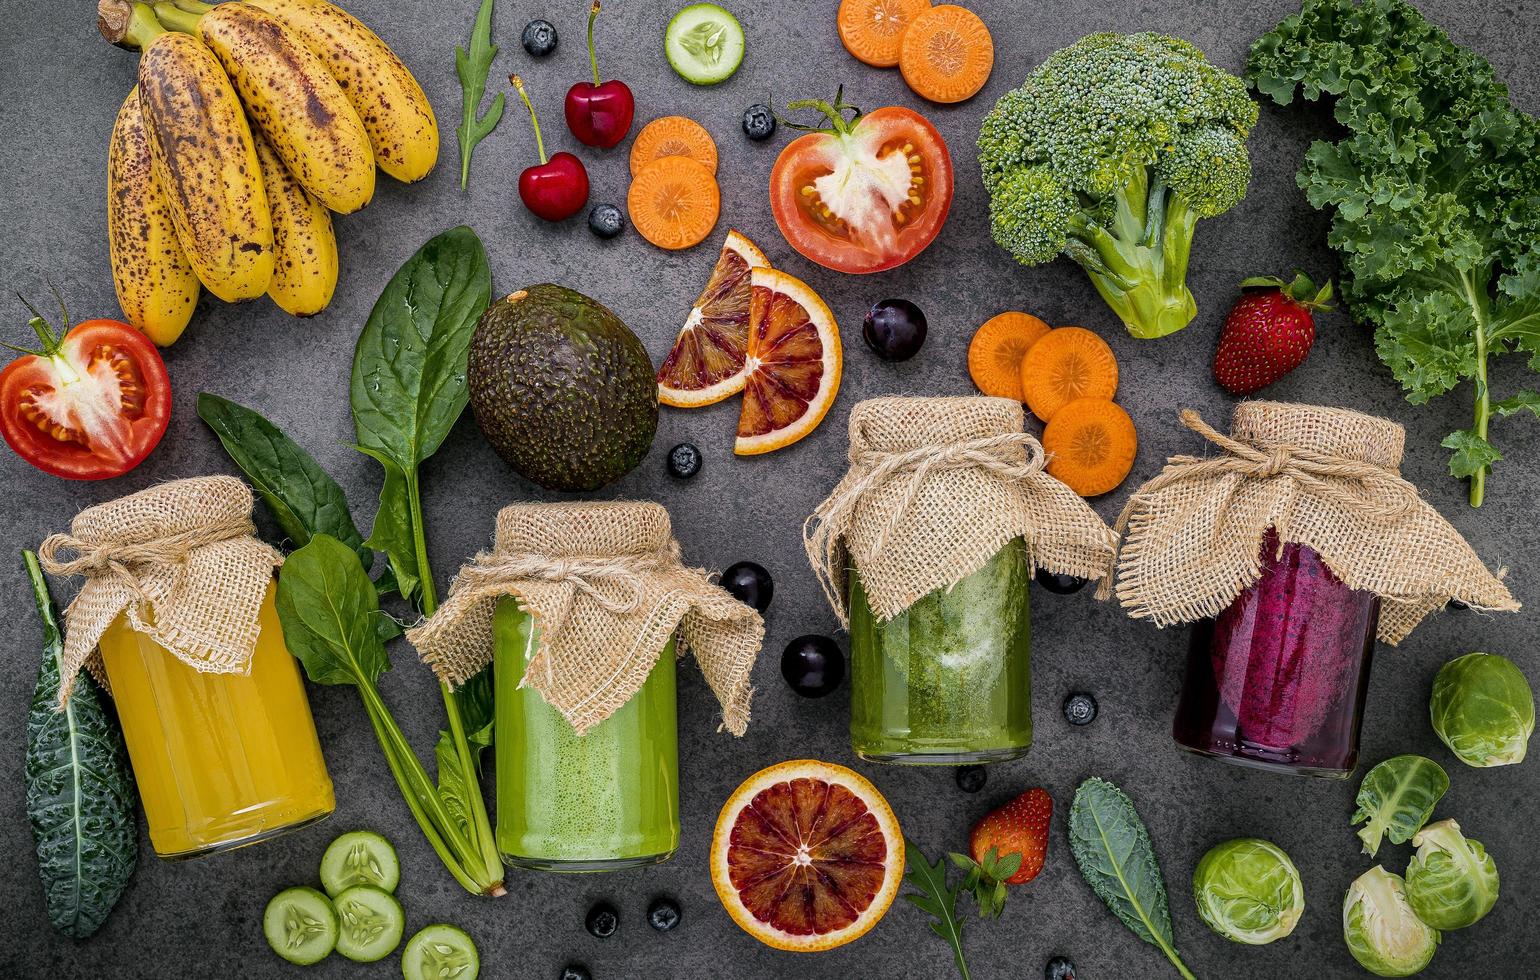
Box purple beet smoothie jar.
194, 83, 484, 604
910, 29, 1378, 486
1172, 529, 1380, 777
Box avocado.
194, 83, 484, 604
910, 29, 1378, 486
468, 284, 658, 491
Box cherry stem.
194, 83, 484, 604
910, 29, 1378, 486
510, 75, 547, 165
587, 1, 602, 88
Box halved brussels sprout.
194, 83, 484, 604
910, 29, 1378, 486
1343, 867, 1439, 977
1193, 838, 1304, 944
1429, 652, 1534, 768
1405, 819, 1499, 930
1351, 755, 1448, 857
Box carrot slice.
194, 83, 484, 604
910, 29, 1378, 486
1043, 398, 1138, 497
838, 0, 932, 68
1019, 326, 1119, 421
630, 116, 718, 178
899, 4, 993, 103
628, 156, 721, 251
968, 312, 1051, 400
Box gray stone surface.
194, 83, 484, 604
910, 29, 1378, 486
2, 1, 1536, 977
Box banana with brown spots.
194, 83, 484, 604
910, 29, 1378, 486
246, 0, 438, 183
253, 132, 338, 316
107, 87, 201, 345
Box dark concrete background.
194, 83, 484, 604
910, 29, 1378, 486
2, 1, 1536, 977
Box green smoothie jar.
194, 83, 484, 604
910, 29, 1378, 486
406, 501, 765, 874
806, 397, 1117, 767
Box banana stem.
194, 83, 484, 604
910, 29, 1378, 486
151, 1, 201, 33
169, 0, 215, 11
97, 0, 164, 50
509, 75, 547, 165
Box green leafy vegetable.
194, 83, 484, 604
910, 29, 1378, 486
1429, 652, 1534, 767
455, 0, 505, 190
197, 392, 369, 566
1351, 755, 1449, 857
1247, 0, 1540, 505
23, 550, 136, 939
903, 838, 972, 980
1343, 866, 1439, 977
1069, 777, 1196, 979
1192, 838, 1304, 945
1404, 819, 1499, 931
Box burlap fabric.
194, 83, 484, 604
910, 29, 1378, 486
407, 501, 763, 736
1102, 402, 1519, 644
38, 476, 282, 704
805, 396, 1118, 624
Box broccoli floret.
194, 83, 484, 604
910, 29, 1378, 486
979, 33, 1258, 339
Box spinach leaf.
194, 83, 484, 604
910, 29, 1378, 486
350, 226, 491, 608
455, 0, 505, 190
1352, 755, 1449, 857
276, 535, 391, 689
23, 550, 137, 939
1069, 778, 1195, 979
197, 392, 369, 566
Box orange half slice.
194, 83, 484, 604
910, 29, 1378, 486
657, 229, 772, 407
734, 268, 843, 455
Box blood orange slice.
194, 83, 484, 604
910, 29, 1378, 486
657, 229, 772, 407
711, 759, 903, 952
734, 268, 843, 455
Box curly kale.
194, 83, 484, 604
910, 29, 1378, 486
978, 33, 1258, 339
1249, 0, 1540, 506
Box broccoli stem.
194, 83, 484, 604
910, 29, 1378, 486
1066, 172, 1199, 339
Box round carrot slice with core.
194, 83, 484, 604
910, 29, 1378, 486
1043, 398, 1138, 497
628, 156, 721, 250
899, 4, 994, 103
837, 0, 932, 68
968, 311, 1051, 400
1020, 326, 1119, 421
629, 116, 719, 177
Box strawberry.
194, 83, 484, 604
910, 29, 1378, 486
1212, 273, 1333, 395
947, 787, 1053, 918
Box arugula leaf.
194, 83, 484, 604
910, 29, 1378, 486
903, 838, 971, 980
455, 0, 505, 190
1069, 778, 1195, 980
276, 535, 391, 689
23, 550, 136, 939
197, 392, 369, 566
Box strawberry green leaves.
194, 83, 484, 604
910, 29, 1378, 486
948, 847, 1021, 919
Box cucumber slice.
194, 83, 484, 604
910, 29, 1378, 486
320, 830, 400, 896
665, 4, 745, 85
402, 924, 480, 980
263, 886, 338, 966
333, 885, 405, 963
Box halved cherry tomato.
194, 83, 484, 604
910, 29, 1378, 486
0, 310, 171, 479
769, 94, 953, 274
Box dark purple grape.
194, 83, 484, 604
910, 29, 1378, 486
781, 635, 845, 697
862, 299, 927, 361
721, 561, 772, 612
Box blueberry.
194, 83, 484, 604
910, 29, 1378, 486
1063, 693, 1097, 726
647, 897, 681, 932
1045, 956, 1077, 980
1035, 568, 1087, 594
955, 765, 987, 793
584, 902, 619, 939
862, 299, 927, 361
588, 203, 624, 239
522, 19, 558, 57
720, 560, 773, 612
666, 442, 702, 479
560, 966, 591, 980
742, 103, 776, 141
781, 635, 845, 698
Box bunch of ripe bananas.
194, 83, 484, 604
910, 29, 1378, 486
99, 0, 439, 344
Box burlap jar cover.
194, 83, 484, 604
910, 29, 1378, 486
805, 396, 1118, 623
1101, 402, 1519, 643
406, 501, 764, 736
37, 475, 283, 704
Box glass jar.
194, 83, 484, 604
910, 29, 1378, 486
849, 536, 1033, 764
494, 597, 679, 871
97, 581, 334, 858
1173, 530, 1379, 777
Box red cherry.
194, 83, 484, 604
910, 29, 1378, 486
563, 1, 634, 148
510, 75, 590, 222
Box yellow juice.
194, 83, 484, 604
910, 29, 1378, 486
99, 582, 334, 858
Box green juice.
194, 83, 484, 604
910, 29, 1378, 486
493, 597, 680, 871
849, 537, 1033, 764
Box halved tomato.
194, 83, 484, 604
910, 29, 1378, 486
0, 311, 171, 479
769, 97, 953, 274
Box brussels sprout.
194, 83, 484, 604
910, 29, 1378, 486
1192, 838, 1304, 944
1343, 867, 1439, 977
1351, 755, 1448, 857
1404, 819, 1499, 930
1429, 652, 1534, 767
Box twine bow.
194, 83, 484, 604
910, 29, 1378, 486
446, 541, 688, 617
804, 431, 1046, 617
37, 512, 258, 604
